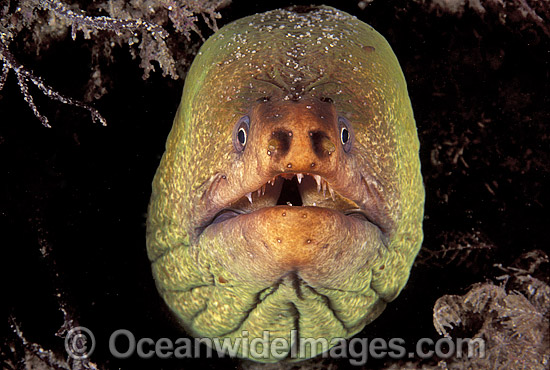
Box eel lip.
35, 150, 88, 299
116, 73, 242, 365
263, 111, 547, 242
195, 172, 382, 238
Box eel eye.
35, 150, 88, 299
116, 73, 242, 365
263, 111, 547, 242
338, 116, 352, 153
233, 115, 250, 152
341, 127, 349, 144
237, 127, 247, 145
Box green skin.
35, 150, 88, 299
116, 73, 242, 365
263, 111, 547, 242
147, 6, 424, 362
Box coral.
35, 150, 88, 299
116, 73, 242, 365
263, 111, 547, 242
415, 230, 495, 269
432, 250, 550, 370
0, 0, 230, 126
2, 214, 102, 370
426, 0, 550, 38
4, 317, 101, 370
380, 251, 549, 370
0, 35, 107, 128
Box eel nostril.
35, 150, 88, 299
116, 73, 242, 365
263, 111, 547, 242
269, 130, 292, 156
309, 130, 335, 158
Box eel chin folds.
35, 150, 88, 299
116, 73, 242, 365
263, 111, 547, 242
146, 5, 425, 363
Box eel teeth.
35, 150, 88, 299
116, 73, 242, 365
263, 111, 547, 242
244, 174, 337, 205
328, 185, 335, 201
314, 175, 322, 192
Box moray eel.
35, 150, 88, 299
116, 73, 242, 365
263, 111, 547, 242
146, 5, 424, 362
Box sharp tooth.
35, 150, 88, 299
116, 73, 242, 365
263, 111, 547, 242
322, 179, 327, 198
261, 184, 266, 195
296, 173, 303, 184
246, 192, 253, 204
328, 185, 335, 201
312, 202, 317, 207
257, 188, 261, 197
314, 175, 322, 192
270, 177, 276, 186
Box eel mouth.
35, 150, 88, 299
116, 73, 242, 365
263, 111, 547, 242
197, 172, 375, 237
194, 170, 387, 283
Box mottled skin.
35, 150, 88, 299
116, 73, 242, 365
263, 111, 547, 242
147, 6, 424, 362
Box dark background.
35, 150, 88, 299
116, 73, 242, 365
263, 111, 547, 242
1, 0, 548, 369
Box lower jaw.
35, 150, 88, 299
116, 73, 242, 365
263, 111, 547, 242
159, 206, 388, 362
198, 205, 384, 287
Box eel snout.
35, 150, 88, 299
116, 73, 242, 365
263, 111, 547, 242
250, 98, 343, 176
